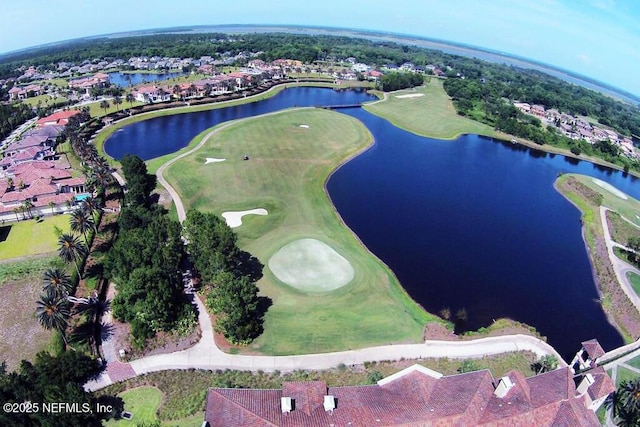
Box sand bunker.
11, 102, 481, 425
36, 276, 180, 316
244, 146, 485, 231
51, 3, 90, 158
592, 178, 628, 200
204, 157, 226, 164
221, 208, 268, 228
395, 93, 425, 99
299, 124, 310, 128
268, 238, 355, 292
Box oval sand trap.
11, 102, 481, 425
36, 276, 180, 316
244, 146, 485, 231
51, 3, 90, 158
205, 157, 226, 164
222, 208, 268, 228
592, 178, 628, 200
268, 238, 355, 292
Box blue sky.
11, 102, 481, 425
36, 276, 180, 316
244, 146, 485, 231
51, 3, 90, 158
2, 0, 639, 96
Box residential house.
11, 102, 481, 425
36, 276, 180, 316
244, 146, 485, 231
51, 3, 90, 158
8, 84, 43, 101
205, 341, 614, 426
36, 110, 81, 127
132, 85, 172, 103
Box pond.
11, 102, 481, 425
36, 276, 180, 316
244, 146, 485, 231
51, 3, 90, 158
104, 87, 636, 359
108, 71, 187, 87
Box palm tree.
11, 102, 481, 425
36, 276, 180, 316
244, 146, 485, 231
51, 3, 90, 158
36, 289, 72, 343
113, 95, 122, 111
606, 378, 640, 426
58, 233, 88, 278
22, 199, 34, 219
42, 268, 73, 298
69, 209, 95, 244
126, 93, 135, 109
99, 99, 110, 115
81, 196, 101, 217
48, 200, 56, 215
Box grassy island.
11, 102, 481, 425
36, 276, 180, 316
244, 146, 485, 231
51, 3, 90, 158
163, 108, 435, 354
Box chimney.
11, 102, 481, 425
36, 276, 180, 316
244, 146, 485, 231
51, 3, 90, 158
281, 397, 293, 413
494, 376, 515, 398
576, 374, 595, 396
323, 395, 336, 412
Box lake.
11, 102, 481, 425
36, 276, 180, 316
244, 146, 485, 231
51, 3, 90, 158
104, 87, 635, 359
108, 71, 187, 87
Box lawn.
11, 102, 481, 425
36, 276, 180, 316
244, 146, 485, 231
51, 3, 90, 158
0, 215, 71, 260
19, 94, 68, 109
104, 386, 163, 426
363, 78, 496, 139
0, 256, 61, 370
85, 98, 146, 118
627, 272, 640, 298
163, 108, 434, 355
615, 366, 639, 386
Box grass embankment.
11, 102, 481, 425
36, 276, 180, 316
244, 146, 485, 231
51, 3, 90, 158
0, 215, 70, 260
554, 173, 640, 343
0, 256, 62, 370
164, 108, 434, 355
97, 352, 536, 424
363, 78, 496, 139
628, 272, 640, 297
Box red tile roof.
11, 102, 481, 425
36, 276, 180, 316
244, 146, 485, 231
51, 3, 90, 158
205, 363, 605, 427
582, 340, 606, 361
37, 110, 81, 127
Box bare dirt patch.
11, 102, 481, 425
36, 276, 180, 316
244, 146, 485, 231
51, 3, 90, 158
0, 268, 54, 370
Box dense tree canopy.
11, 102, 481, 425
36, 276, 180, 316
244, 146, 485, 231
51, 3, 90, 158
104, 155, 191, 347
0, 351, 107, 426
183, 209, 264, 344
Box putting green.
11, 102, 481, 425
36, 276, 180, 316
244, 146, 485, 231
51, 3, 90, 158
268, 238, 354, 292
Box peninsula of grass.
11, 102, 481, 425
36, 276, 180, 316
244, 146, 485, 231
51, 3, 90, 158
0, 214, 70, 260
163, 108, 434, 355
554, 173, 640, 342
363, 78, 496, 140
94, 81, 373, 167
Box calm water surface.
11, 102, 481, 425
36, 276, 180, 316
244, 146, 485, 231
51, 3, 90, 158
105, 87, 637, 359
108, 71, 187, 87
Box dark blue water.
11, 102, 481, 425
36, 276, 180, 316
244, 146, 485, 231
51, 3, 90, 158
104, 87, 636, 360
104, 87, 374, 160
108, 71, 187, 87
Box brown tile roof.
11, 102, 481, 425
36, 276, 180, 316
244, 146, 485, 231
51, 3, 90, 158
205, 362, 606, 427
586, 367, 616, 402
582, 339, 606, 361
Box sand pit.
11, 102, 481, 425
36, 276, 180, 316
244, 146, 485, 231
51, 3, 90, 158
204, 157, 226, 164
268, 238, 355, 292
299, 124, 310, 128
592, 178, 629, 200
221, 208, 268, 228
395, 93, 425, 99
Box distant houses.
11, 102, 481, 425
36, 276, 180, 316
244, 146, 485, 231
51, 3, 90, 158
0, 114, 88, 221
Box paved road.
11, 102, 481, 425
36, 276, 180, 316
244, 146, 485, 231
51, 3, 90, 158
600, 206, 640, 312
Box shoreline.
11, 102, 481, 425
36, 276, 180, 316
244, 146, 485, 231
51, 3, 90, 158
553, 174, 640, 344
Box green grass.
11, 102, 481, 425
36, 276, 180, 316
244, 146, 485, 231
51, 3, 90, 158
615, 366, 639, 386
363, 78, 496, 139
624, 353, 640, 370
19, 94, 68, 108
164, 108, 434, 355
568, 174, 640, 228
627, 272, 640, 298
0, 215, 70, 260
104, 386, 163, 426
94, 81, 373, 168
85, 99, 145, 118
